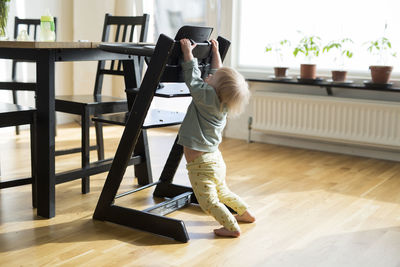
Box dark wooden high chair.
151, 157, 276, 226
54, 13, 149, 194
0, 102, 36, 207
92, 28, 231, 242
0, 16, 57, 135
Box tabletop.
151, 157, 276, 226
0, 41, 155, 49
0, 40, 94, 48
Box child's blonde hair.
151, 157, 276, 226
214, 67, 250, 117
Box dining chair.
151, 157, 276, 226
0, 17, 57, 135
54, 13, 150, 194
0, 102, 36, 207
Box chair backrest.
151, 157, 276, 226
94, 13, 150, 95
174, 25, 213, 43
14, 16, 58, 41
12, 16, 57, 81
160, 25, 230, 82
165, 25, 213, 68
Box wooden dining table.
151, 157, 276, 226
0, 40, 144, 218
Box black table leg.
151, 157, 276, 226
81, 109, 90, 193
36, 50, 56, 218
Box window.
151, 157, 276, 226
143, 0, 208, 42
142, 0, 209, 112
237, 0, 400, 76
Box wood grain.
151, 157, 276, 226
0, 41, 93, 49
0, 124, 399, 266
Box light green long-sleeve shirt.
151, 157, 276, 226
177, 58, 227, 152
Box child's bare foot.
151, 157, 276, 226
213, 227, 240, 237
235, 210, 256, 223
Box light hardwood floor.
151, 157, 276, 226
1, 124, 400, 267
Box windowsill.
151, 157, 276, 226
236, 65, 400, 103
237, 66, 400, 82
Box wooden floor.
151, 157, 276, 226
1, 124, 400, 266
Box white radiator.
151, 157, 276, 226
252, 92, 400, 148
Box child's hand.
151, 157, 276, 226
180, 38, 197, 61
211, 39, 219, 54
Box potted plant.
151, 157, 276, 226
293, 33, 322, 80
365, 35, 397, 84
265, 39, 291, 78
0, 0, 10, 40
323, 38, 354, 82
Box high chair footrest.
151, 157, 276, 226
144, 191, 192, 216
154, 83, 190, 98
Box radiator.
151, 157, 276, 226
252, 92, 400, 148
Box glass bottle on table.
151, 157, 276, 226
40, 9, 55, 42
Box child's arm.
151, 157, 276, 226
180, 38, 206, 91
210, 39, 222, 69
180, 38, 218, 106
180, 38, 197, 62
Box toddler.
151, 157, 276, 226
178, 38, 255, 237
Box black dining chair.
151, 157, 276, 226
54, 13, 150, 194
0, 16, 57, 135
0, 102, 36, 207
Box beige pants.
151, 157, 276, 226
186, 150, 249, 232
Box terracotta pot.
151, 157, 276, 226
369, 65, 393, 84
274, 67, 289, 78
300, 64, 316, 79
331, 70, 347, 82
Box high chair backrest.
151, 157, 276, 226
159, 25, 230, 83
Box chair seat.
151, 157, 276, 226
56, 95, 127, 105
155, 83, 190, 98
55, 95, 128, 116
98, 43, 155, 56
143, 109, 185, 128
0, 102, 35, 127
93, 108, 185, 129
125, 83, 190, 104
